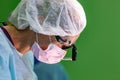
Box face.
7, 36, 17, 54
36, 34, 79, 50
35, 33, 80, 61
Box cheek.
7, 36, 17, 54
37, 34, 50, 49
53, 42, 63, 48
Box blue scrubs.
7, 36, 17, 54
0, 28, 37, 80
0, 27, 69, 80
34, 62, 69, 80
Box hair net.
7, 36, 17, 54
8, 0, 86, 36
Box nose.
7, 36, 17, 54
40, 44, 51, 50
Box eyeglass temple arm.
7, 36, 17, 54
72, 44, 77, 61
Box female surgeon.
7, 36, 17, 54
0, 0, 86, 80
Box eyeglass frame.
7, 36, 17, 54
55, 36, 77, 61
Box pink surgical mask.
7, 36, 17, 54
31, 42, 67, 64
31, 34, 67, 64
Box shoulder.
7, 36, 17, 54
0, 28, 14, 60
0, 28, 11, 50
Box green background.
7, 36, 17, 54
0, 0, 120, 80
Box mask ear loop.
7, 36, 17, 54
49, 36, 52, 43
36, 33, 39, 43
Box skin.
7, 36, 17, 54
4, 25, 80, 54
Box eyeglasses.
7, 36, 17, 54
55, 36, 77, 61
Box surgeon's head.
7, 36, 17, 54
8, 0, 86, 64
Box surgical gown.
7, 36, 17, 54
0, 27, 70, 80
0, 28, 37, 80
34, 60, 69, 80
